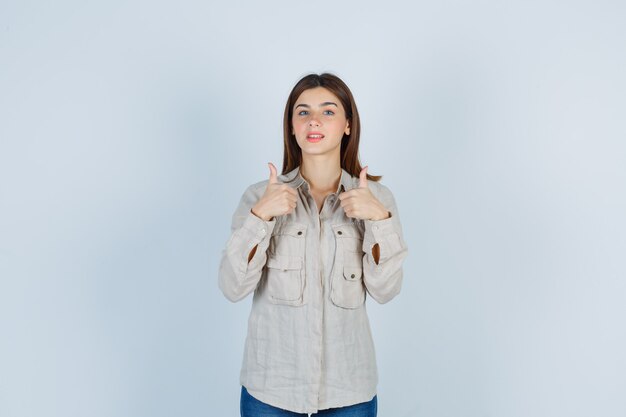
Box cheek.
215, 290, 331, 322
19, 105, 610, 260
331, 123, 348, 138
292, 120, 306, 134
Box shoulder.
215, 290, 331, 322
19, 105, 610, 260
363, 179, 401, 213
243, 171, 296, 197
246, 179, 269, 194
366, 179, 395, 201
236, 179, 269, 207
367, 179, 391, 193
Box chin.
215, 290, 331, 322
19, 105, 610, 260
299, 139, 340, 149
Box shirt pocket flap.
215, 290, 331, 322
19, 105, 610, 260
343, 265, 362, 281
331, 223, 363, 239
266, 254, 302, 271
272, 222, 308, 238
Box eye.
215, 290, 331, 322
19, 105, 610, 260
297, 110, 309, 116
323, 110, 335, 115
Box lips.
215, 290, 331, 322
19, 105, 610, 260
306, 132, 324, 142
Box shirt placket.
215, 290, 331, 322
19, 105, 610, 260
301, 182, 341, 410
320, 189, 343, 409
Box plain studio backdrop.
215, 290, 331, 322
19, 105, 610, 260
1, 1, 625, 416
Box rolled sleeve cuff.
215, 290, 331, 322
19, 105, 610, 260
363, 214, 404, 261
231, 211, 276, 275
242, 209, 276, 240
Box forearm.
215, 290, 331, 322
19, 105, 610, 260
361, 189, 408, 304
218, 211, 276, 302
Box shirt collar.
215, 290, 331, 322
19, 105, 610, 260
279, 165, 357, 194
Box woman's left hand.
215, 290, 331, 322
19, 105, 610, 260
338, 166, 391, 221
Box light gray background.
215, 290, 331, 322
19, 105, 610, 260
1, 1, 625, 416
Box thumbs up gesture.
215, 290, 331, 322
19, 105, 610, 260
251, 162, 298, 221
338, 166, 391, 221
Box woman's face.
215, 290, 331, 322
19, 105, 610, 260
291, 87, 350, 158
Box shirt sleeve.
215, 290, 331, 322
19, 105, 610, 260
361, 184, 408, 304
218, 184, 276, 302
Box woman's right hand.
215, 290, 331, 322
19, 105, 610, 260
251, 162, 298, 221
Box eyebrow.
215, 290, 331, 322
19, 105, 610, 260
295, 102, 338, 109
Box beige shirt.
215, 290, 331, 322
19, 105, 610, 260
218, 166, 408, 414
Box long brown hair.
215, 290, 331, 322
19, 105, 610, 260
281, 73, 382, 182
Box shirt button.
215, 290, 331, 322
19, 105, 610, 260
297, 231, 302, 235
337, 230, 343, 235
373, 225, 379, 231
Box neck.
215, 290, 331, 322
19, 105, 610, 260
300, 156, 342, 193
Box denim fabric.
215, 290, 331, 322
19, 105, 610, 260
241, 386, 377, 417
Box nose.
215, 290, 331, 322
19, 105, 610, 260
308, 118, 320, 127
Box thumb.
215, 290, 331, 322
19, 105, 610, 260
359, 166, 369, 188
268, 162, 279, 184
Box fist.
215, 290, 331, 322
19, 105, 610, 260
338, 166, 390, 221
251, 162, 298, 221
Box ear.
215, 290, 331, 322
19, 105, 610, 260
345, 121, 350, 135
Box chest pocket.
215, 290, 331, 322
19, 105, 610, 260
265, 222, 307, 306
330, 222, 366, 309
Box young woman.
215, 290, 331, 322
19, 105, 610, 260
218, 73, 408, 416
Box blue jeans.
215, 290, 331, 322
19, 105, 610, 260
240, 385, 377, 417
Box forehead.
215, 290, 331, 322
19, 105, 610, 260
293, 87, 343, 108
